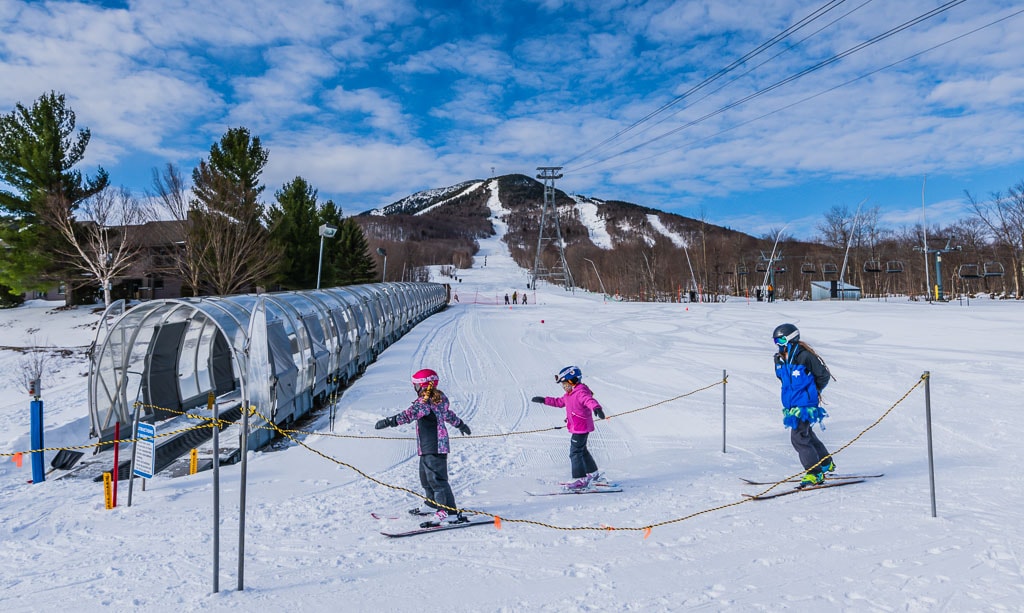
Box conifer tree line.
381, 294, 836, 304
2, 91, 1021, 307
0, 91, 376, 307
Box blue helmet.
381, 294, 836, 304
773, 323, 800, 347
556, 365, 582, 384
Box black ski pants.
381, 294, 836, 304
418, 453, 456, 513
791, 420, 831, 473
569, 432, 598, 478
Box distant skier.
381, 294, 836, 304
504, 293, 510, 305
512, 291, 518, 304
772, 323, 835, 487
375, 369, 472, 526
521, 294, 527, 305
531, 366, 607, 490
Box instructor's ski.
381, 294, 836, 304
743, 478, 866, 500
526, 486, 623, 496
740, 473, 883, 486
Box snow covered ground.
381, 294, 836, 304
2, 220, 1024, 611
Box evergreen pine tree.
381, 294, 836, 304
333, 217, 377, 286
0, 91, 108, 292
267, 177, 320, 289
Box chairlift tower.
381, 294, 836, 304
914, 239, 961, 301
531, 167, 574, 291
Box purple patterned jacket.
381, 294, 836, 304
393, 390, 466, 455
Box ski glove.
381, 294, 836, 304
531, 396, 545, 404
375, 416, 398, 429
593, 407, 606, 420
457, 422, 471, 436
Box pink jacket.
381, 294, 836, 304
542, 382, 602, 434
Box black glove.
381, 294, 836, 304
594, 407, 606, 420
531, 396, 545, 404
375, 416, 397, 429
457, 422, 471, 436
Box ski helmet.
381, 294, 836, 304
772, 323, 800, 347
411, 368, 439, 392
556, 365, 582, 384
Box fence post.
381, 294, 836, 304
721, 369, 728, 453
923, 371, 937, 518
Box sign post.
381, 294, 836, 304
29, 378, 44, 483
133, 422, 156, 480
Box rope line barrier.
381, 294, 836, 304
6, 375, 926, 537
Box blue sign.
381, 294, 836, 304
134, 422, 156, 479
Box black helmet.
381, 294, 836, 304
772, 323, 800, 347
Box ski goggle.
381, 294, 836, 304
774, 335, 791, 346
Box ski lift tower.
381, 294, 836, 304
914, 238, 961, 301
531, 167, 574, 291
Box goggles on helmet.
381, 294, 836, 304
775, 335, 791, 346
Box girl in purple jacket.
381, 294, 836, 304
531, 365, 607, 490
376, 368, 471, 526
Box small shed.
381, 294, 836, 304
810, 280, 861, 301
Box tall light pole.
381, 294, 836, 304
376, 247, 387, 282
583, 258, 606, 301
317, 223, 337, 289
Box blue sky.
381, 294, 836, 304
1, 0, 1022, 239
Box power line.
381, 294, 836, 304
570, 6, 1024, 177
566, 0, 970, 176
560, 0, 852, 169
567, 0, 877, 171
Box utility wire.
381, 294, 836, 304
560, 0, 851, 168
570, 0, 876, 169
567, 0, 969, 175
570, 5, 1024, 177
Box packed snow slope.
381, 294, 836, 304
2, 207, 1023, 611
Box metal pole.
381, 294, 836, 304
923, 371, 937, 518
382, 256, 387, 282
583, 258, 606, 299
721, 369, 727, 453
210, 391, 220, 593
127, 402, 142, 507
238, 402, 248, 591
316, 235, 325, 290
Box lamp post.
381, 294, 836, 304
317, 223, 337, 289
376, 247, 387, 282
582, 258, 606, 301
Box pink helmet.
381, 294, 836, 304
411, 368, 440, 392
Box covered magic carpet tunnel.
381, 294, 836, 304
86, 282, 450, 475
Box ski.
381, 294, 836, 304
526, 486, 623, 496
558, 480, 621, 488
380, 516, 494, 538
743, 478, 866, 500
740, 473, 883, 486
372, 507, 454, 521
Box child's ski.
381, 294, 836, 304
526, 486, 623, 496
740, 474, 883, 486
558, 479, 621, 488
743, 479, 866, 500
380, 516, 494, 538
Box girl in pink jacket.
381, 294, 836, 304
531, 365, 607, 489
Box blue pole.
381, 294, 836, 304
30, 399, 44, 483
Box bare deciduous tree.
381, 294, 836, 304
41, 186, 145, 306
150, 163, 204, 295
967, 183, 1024, 298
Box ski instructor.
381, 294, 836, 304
772, 323, 836, 487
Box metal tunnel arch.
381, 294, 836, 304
88, 282, 449, 455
